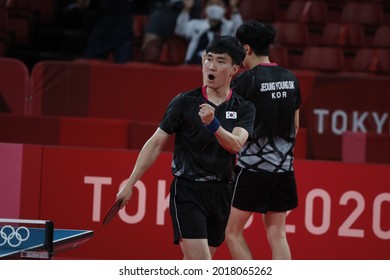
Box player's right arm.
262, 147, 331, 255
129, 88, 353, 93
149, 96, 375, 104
214, 126, 249, 154
199, 101, 255, 154
294, 109, 300, 136
116, 128, 170, 207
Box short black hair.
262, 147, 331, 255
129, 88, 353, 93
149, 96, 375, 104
205, 35, 246, 66
236, 20, 276, 56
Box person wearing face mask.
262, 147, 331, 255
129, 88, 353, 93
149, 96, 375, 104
175, 0, 242, 65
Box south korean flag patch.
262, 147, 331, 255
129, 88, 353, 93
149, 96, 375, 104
226, 111, 237, 119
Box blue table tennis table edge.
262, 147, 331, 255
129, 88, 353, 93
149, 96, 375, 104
0, 228, 94, 259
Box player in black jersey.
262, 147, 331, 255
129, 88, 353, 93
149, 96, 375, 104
116, 35, 255, 259
225, 21, 302, 259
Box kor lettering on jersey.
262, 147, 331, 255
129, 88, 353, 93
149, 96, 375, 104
260, 81, 295, 99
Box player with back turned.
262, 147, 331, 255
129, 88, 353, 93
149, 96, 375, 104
225, 20, 302, 260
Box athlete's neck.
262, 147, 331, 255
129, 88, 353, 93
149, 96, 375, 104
248, 56, 272, 69
202, 85, 232, 106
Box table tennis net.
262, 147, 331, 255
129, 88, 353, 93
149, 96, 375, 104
0, 218, 54, 259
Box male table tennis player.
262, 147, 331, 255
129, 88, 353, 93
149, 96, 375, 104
116, 35, 255, 259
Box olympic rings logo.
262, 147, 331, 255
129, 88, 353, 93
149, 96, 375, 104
0, 226, 30, 247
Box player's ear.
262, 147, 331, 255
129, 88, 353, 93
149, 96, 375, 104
201, 51, 207, 67
231, 64, 240, 76
243, 44, 253, 55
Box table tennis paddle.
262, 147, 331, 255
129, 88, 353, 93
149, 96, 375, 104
103, 199, 123, 225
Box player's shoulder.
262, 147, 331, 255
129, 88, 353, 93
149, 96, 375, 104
255, 64, 299, 81
173, 87, 203, 103
269, 64, 298, 78
277, 65, 297, 77
179, 87, 202, 97
231, 92, 256, 117
231, 91, 255, 107
235, 64, 291, 80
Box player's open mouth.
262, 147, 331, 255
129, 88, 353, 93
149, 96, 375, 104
208, 74, 215, 80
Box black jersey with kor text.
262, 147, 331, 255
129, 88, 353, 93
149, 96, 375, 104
159, 86, 255, 182
231, 64, 302, 173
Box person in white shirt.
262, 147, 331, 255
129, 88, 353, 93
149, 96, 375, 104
142, 0, 202, 61
175, 0, 242, 65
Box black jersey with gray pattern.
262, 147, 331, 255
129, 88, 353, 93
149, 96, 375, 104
231, 64, 302, 173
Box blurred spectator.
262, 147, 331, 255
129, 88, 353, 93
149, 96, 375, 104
61, 0, 93, 30
142, 0, 202, 62
175, 0, 242, 65
83, 0, 135, 63
63, 0, 92, 10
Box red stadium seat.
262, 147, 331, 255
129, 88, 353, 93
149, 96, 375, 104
321, 22, 365, 48
274, 21, 309, 47
341, 2, 384, 27
352, 48, 390, 74
300, 46, 346, 72
142, 37, 164, 63
31, 0, 59, 26
238, 0, 277, 22
159, 35, 188, 65
133, 14, 148, 39
285, 0, 328, 45
273, 21, 310, 68
320, 22, 366, 68
0, 57, 29, 114
340, 2, 384, 45
285, 0, 328, 24
372, 25, 390, 48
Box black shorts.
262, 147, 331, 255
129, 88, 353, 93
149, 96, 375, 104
169, 177, 233, 247
232, 167, 298, 213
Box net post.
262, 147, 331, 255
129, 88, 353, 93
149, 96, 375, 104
44, 221, 54, 259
